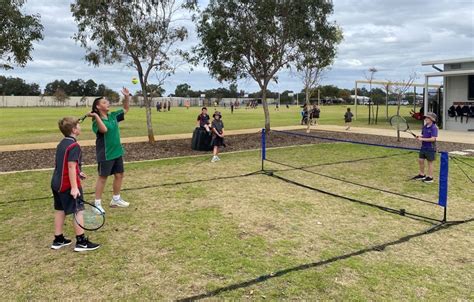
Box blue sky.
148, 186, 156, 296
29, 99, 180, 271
3, 0, 474, 95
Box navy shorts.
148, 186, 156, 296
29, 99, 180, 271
419, 149, 436, 162
53, 188, 84, 215
98, 156, 124, 176
211, 136, 225, 147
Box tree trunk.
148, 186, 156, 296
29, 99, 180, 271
305, 85, 311, 133
375, 101, 379, 124
144, 95, 155, 143
305, 86, 310, 104
140, 78, 155, 143
262, 88, 270, 134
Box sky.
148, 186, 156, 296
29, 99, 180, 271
2, 0, 474, 95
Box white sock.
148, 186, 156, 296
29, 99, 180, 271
113, 195, 120, 201
95, 199, 102, 205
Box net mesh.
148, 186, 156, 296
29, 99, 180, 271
262, 130, 446, 223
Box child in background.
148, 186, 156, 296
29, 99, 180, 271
197, 107, 211, 132
211, 111, 225, 162
51, 117, 100, 251
344, 107, 353, 130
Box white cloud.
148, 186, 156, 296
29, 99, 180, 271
3, 0, 473, 94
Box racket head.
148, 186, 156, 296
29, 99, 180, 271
389, 115, 409, 131
74, 197, 105, 231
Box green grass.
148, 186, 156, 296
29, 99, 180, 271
0, 143, 473, 300
0, 105, 418, 145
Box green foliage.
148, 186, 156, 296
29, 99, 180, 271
0, 0, 43, 69
43, 78, 113, 97
71, 0, 195, 141
52, 88, 69, 104
174, 83, 240, 98
195, 0, 340, 131
0, 75, 40, 96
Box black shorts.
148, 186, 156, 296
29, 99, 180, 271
98, 156, 124, 176
53, 188, 84, 215
419, 149, 436, 161
211, 136, 225, 147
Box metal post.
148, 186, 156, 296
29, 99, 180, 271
424, 76, 429, 116
354, 81, 358, 120
438, 152, 449, 222
261, 128, 266, 171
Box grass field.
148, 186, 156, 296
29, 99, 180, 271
0, 105, 419, 145
1, 142, 473, 300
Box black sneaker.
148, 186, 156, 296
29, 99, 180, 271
51, 237, 72, 250
411, 174, 426, 181
74, 237, 101, 252
422, 177, 434, 183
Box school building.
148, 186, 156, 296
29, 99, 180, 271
423, 57, 474, 132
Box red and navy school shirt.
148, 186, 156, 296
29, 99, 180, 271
51, 136, 82, 192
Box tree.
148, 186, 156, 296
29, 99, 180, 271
66, 79, 85, 96
83, 79, 98, 96
53, 88, 69, 105
0, 75, 40, 95
175, 83, 192, 97
0, 0, 43, 69
365, 67, 377, 124
229, 83, 238, 98
390, 73, 417, 141
196, 0, 338, 133
296, 1, 341, 109
44, 80, 68, 96
71, 0, 195, 143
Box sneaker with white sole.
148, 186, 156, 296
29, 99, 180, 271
110, 198, 129, 208
74, 237, 100, 252
94, 202, 105, 214
411, 174, 426, 181
211, 156, 218, 163
51, 237, 72, 250
422, 177, 434, 183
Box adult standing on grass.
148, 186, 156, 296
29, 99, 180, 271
412, 112, 438, 183
90, 88, 130, 214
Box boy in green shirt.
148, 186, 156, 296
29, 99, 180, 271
89, 88, 130, 213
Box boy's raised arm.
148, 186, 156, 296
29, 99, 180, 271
121, 87, 130, 114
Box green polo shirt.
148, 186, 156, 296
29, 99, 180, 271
92, 109, 125, 162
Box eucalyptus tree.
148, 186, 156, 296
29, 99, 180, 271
71, 0, 195, 142
0, 0, 43, 69
196, 0, 339, 133
296, 1, 341, 106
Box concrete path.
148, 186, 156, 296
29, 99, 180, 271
0, 124, 472, 152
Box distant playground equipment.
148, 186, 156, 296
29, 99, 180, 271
353, 80, 442, 125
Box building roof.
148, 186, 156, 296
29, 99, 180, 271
424, 69, 474, 77
421, 57, 474, 66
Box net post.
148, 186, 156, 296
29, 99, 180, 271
438, 151, 449, 222
261, 128, 266, 171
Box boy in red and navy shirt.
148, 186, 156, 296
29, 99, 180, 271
50, 117, 100, 252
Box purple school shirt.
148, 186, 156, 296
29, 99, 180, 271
421, 123, 438, 150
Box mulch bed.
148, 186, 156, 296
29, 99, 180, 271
1, 129, 472, 172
